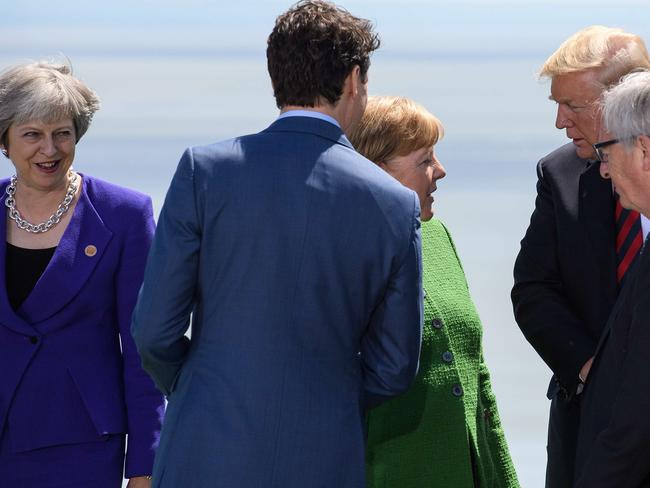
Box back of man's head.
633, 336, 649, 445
540, 25, 650, 87
267, 0, 380, 109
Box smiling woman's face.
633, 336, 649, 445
4, 118, 76, 193
380, 145, 446, 221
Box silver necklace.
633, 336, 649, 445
5, 171, 79, 233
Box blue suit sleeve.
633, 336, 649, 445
362, 192, 423, 408
131, 148, 201, 396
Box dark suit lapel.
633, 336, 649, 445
592, 305, 615, 359
18, 180, 113, 325
0, 184, 39, 336
264, 116, 355, 150
593, 240, 650, 358
579, 160, 617, 303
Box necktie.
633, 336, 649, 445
616, 197, 643, 283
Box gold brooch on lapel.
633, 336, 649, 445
84, 245, 97, 257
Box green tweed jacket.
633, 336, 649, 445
366, 219, 519, 488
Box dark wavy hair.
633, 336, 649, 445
267, 0, 380, 108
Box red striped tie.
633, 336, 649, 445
616, 197, 643, 283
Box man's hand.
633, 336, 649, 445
579, 357, 595, 383
127, 476, 151, 488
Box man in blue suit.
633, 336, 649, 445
132, 1, 423, 486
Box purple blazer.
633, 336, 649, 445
0, 175, 164, 477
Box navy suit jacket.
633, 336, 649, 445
575, 239, 650, 487
132, 116, 423, 488
512, 143, 617, 395
512, 143, 618, 487
0, 175, 164, 477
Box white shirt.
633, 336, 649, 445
642, 214, 650, 241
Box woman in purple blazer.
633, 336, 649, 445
0, 61, 164, 487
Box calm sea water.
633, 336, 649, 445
2, 2, 650, 486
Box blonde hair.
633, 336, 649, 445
349, 96, 443, 163
539, 26, 650, 87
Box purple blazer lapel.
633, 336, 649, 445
0, 187, 38, 336
18, 178, 113, 325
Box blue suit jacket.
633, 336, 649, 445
0, 175, 164, 477
132, 116, 423, 487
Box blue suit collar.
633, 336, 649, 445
264, 116, 355, 151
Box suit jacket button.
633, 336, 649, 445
431, 318, 443, 329
29, 336, 38, 345
452, 384, 463, 397
442, 351, 454, 363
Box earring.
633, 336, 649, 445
1, 148, 7, 158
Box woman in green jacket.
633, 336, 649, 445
350, 96, 519, 488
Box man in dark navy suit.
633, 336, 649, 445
511, 26, 650, 488
132, 2, 423, 487
574, 69, 650, 488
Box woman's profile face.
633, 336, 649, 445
380, 145, 446, 221
4, 118, 76, 193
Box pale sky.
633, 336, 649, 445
2, 1, 648, 57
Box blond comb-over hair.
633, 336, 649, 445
539, 25, 650, 87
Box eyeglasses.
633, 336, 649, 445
592, 138, 620, 162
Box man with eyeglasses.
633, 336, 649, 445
573, 69, 650, 487
511, 26, 650, 488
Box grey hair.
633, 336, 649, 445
0, 60, 100, 147
602, 69, 650, 150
